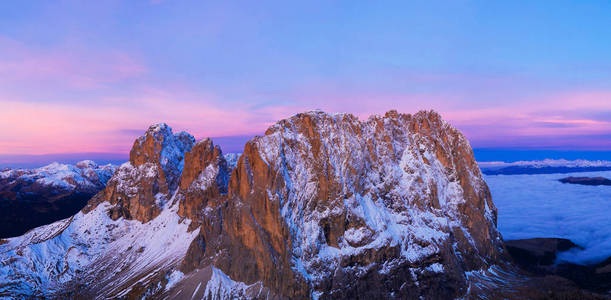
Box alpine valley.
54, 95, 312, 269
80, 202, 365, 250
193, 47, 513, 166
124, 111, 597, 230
0, 111, 604, 299
0, 161, 116, 238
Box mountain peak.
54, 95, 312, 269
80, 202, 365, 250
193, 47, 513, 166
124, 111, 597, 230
146, 122, 171, 134
80, 123, 198, 222
75, 159, 98, 169
129, 124, 195, 190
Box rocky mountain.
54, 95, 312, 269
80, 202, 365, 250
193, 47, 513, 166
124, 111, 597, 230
0, 161, 116, 238
0, 110, 603, 299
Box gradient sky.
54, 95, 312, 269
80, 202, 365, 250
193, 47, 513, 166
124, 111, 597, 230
1, 1, 611, 165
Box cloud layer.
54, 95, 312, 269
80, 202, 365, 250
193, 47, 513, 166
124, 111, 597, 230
486, 171, 611, 264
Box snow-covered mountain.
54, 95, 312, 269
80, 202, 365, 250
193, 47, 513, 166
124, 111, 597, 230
0, 161, 116, 238
479, 159, 611, 175
0, 160, 116, 192
0, 111, 598, 299
480, 159, 611, 168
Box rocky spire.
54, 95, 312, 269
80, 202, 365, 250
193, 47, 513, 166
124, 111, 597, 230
83, 123, 195, 222
177, 138, 230, 224
129, 123, 195, 191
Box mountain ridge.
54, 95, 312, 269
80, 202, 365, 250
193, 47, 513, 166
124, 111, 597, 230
0, 110, 603, 299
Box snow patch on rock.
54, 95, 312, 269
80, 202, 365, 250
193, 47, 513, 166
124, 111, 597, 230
223, 153, 240, 171
204, 267, 263, 300
164, 270, 184, 291
191, 164, 219, 191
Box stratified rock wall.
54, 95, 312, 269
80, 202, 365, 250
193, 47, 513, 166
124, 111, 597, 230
182, 110, 504, 299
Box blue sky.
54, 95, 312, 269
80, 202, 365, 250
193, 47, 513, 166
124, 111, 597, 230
1, 1, 610, 165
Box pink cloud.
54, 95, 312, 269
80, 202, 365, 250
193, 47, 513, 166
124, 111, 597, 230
0, 36, 146, 90
260, 87, 611, 149
1, 35, 609, 154
0, 90, 285, 155
2, 88, 610, 154
436, 90, 611, 147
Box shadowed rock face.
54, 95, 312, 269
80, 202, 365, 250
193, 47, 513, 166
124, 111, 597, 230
506, 238, 611, 295
180, 110, 505, 299
505, 238, 581, 267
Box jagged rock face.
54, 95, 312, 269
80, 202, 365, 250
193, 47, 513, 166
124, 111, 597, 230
84, 123, 195, 223
182, 110, 504, 299
177, 138, 230, 227
130, 123, 195, 192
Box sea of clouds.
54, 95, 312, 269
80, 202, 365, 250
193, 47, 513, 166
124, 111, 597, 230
485, 170, 611, 265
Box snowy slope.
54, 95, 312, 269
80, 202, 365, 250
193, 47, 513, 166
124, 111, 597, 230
222, 153, 240, 171
0, 199, 198, 298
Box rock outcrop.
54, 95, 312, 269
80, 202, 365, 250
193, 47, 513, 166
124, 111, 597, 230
559, 176, 611, 186
505, 238, 581, 268
83, 123, 195, 222
506, 238, 611, 295
177, 138, 230, 228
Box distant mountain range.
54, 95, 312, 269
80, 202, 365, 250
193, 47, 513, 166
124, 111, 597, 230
479, 159, 611, 175
0, 161, 116, 238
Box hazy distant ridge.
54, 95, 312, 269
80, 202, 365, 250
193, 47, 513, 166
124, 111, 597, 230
479, 159, 611, 175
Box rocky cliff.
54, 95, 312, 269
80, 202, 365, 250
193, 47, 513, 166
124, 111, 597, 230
168, 110, 504, 299
83, 123, 195, 222
0, 110, 570, 299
